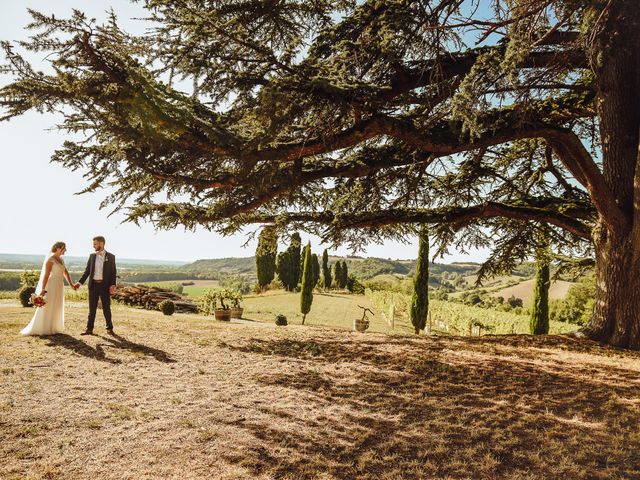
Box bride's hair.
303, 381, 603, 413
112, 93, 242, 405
51, 241, 66, 253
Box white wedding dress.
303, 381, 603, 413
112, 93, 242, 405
20, 258, 65, 336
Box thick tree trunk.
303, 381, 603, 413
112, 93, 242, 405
583, 1, 640, 349
585, 227, 640, 348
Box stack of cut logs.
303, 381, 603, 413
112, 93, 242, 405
112, 285, 199, 313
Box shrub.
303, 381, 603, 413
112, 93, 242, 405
20, 271, 39, 288
220, 276, 252, 294
275, 314, 287, 326
346, 274, 365, 294
432, 288, 449, 301
550, 274, 595, 325
0, 272, 21, 291
18, 286, 36, 307
507, 295, 523, 308
158, 300, 175, 316
199, 289, 217, 315
229, 291, 243, 308
199, 287, 237, 314
268, 277, 284, 291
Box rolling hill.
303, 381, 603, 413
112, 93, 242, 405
491, 279, 575, 306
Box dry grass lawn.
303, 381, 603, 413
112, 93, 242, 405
1, 300, 639, 479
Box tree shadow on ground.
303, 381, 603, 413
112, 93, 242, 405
43, 334, 120, 364
218, 335, 640, 479
96, 334, 176, 363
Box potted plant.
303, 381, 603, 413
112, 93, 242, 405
213, 288, 232, 321
199, 289, 217, 317
199, 288, 231, 321
230, 291, 243, 319
354, 305, 373, 332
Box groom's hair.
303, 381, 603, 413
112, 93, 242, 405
93, 236, 106, 244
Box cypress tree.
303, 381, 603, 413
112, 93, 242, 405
255, 226, 277, 292
341, 261, 349, 288
300, 242, 314, 324
290, 232, 302, 287
530, 256, 550, 335
410, 226, 429, 335
311, 253, 320, 288
322, 249, 332, 290
334, 262, 342, 290
276, 251, 292, 291
276, 233, 303, 291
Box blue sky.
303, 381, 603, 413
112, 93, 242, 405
0, 1, 489, 263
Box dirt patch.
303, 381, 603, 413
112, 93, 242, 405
1, 302, 639, 479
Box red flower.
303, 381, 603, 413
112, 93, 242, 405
29, 294, 47, 308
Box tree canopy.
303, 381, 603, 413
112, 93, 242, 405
2, 1, 640, 347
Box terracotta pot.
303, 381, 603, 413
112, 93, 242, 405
214, 309, 231, 321
353, 318, 369, 332
230, 307, 243, 319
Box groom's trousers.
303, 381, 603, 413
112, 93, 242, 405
87, 281, 113, 330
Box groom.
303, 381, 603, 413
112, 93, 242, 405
75, 236, 118, 336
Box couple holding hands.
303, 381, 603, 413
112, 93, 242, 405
20, 236, 118, 337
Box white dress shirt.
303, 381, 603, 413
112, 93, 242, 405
93, 250, 106, 281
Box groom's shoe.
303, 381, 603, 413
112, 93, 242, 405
80, 329, 93, 336
106, 329, 115, 336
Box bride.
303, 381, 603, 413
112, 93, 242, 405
21, 242, 77, 336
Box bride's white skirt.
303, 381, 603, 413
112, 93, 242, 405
21, 264, 65, 336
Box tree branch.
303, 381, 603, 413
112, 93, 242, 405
138, 200, 592, 240
544, 128, 630, 233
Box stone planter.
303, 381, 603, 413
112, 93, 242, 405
230, 307, 243, 319
214, 308, 231, 321
353, 318, 369, 332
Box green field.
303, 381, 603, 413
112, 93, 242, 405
137, 279, 220, 298
241, 291, 379, 331
366, 289, 578, 336
239, 290, 579, 336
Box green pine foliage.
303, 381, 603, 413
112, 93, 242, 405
322, 249, 332, 290
276, 233, 302, 291
341, 261, 349, 288
410, 227, 429, 334
290, 233, 302, 287
276, 252, 290, 290
300, 242, 314, 324
311, 254, 320, 288
530, 261, 550, 334
333, 262, 342, 290
256, 226, 278, 291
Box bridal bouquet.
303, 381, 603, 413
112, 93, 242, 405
29, 294, 46, 308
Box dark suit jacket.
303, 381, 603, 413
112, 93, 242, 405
79, 252, 117, 288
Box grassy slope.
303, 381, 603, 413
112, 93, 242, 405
243, 292, 578, 336
492, 279, 574, 306
142, 279, 221, 298
2, 301, 640, 479
241, 291, 378, 331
